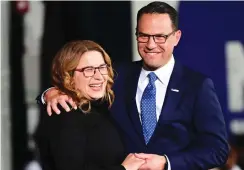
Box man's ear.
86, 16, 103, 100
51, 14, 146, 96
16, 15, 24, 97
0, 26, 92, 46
174, 29, 182, 46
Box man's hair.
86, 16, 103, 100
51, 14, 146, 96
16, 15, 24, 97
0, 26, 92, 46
136, 1, 179, 31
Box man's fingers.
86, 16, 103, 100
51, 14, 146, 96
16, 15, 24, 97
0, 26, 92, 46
47, 103, 53, 116
68, 98, 77, 110
134, 153, 151, 159
46, 94, 76, 115
59, 99, 71, 112
51, 101, 61, 114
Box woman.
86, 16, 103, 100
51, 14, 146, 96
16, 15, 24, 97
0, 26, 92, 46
36, 40, 145, 170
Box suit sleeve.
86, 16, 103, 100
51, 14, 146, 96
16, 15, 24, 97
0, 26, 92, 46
35, 87, 54, 106
37, 111, 126, 170
167, 78, 229, 170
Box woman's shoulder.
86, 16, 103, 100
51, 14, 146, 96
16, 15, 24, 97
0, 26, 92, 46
36, 109, 86, 141
48, 107, 107, 127
46, 109, 87, 129
45, 101, 111, 131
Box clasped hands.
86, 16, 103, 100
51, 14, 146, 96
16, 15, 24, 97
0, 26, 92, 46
122, 153, 167, 170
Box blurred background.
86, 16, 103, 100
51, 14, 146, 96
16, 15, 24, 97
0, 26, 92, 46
1, 1, 244, 170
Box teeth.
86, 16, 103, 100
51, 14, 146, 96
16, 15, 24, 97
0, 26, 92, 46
147, 53, 157, 56
90, 84, 102, 87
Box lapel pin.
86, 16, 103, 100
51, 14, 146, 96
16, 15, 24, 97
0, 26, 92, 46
171, 88, 179, 92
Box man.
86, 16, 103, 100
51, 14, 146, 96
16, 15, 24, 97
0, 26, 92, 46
37, 1, 229, 170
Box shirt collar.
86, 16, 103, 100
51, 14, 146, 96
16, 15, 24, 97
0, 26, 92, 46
139, 55, 175, 86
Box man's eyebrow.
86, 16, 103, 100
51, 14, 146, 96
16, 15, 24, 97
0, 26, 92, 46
138, 32, 167, 36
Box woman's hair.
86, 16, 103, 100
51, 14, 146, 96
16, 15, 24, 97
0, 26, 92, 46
51, 40, 114, 113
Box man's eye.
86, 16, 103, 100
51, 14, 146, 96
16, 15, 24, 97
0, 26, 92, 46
155, 35, 165, 39
140, 35, 148, 38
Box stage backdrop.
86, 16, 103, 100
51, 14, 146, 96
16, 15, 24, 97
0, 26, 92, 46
174, 1, 244, 142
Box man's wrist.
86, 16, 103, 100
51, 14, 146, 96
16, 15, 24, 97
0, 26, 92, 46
41, 87, 55, 104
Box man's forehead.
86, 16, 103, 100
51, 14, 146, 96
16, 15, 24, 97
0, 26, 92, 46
138, 14, 173, 30
139, 13, 171, 22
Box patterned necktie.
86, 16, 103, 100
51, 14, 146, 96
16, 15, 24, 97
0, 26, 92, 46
141, 72, 157, 144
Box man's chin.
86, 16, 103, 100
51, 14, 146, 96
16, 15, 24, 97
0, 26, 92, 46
143, 61, 162, 71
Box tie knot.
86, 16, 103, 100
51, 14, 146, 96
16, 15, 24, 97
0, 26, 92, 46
148, 72, 157, 84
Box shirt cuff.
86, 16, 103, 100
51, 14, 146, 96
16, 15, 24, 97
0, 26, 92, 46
164, 154, 171, 170
41, 87, 55, 104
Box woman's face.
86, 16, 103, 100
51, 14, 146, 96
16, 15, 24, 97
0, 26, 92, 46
73, 50, 108, 99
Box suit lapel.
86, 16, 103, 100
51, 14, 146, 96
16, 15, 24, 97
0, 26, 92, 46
160, 61, 185, 119
149, 61, 186, 144
125, 61, 145, 143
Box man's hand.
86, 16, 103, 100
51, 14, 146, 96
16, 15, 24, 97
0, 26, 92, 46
122, 153, 146, 170
134, 153, 166, 170
44, 87, 77, 116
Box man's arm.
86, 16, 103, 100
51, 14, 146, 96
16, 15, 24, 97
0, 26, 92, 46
36, 87, 77, 115
36, 87, 53, 105
166, 78, 229, 170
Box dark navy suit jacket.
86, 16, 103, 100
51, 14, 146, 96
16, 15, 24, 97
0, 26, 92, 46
110, 60, 229, 170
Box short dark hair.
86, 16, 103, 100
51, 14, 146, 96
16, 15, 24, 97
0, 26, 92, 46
136, 1, 178, 31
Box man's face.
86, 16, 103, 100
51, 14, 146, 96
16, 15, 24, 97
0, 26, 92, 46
137, 13, 181, 70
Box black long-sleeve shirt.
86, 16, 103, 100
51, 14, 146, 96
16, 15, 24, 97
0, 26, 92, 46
36, 102, 126, 170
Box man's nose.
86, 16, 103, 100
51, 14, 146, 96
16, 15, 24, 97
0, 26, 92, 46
146, 36, 157, 49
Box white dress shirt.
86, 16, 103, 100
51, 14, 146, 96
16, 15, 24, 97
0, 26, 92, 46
136, 55, 175, 170
136, 55, 175, 121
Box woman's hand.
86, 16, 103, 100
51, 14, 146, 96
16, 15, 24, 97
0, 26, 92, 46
122, 153, 146, 170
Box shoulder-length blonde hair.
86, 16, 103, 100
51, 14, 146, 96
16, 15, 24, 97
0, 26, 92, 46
51, 40, 114, 113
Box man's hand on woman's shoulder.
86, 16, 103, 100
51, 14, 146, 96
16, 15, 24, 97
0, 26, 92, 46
44, 87, 77, 116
